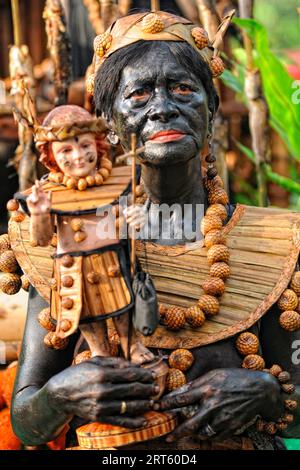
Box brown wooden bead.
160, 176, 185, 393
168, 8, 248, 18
94, 32, 113, 57
100, 158, 113, 172
21, 274, 31, 292
269, 365, 283, 377
44, 332, 69, 350
278, 289, 298, 311
66, 178, 77, 190
86, 73, 95, 95
61, 275, 74, 288
207, 167, 218, 179
210, 56, 225, 78
279, 310, 300, 332
61, 255, 74, 268
202, 277, 225, 296
141, 13, 165, 34
87, 272, 100, 284
242, 354, 265, 371
158, 304, 168, 319
210, 262, 230, 280
60, 319, 72, 333
206, 204, 228, 223
95, 174, 104, 186
7, 199, 19, 212
38, 308, 55, 332
284, 399, 298, 411
201, 215, 223, 236
185, 305, 206, 328
276, 421, 288, 431
86, 175, 95, 187
71, 218, 84, 232
236, 332, 259, 356
165, 307, 186, 331
166, 368, 186, 391
0, 273, 21, 295
107, 265, 120, 277
0, 250, 18, 273
290, 272, 300, 296
207, 244, 230, 265
204, 229, 226, 249
169, 349, 194, 372
78, 179, 88, 191
191, 27, 209, 49
281, 384, 295, 394
10, 211, 25, 223
208, 187, 229, 205
264, 422, 277, 435
205, 153, 216, 164
198, 295, 219, 316
61, 298, 74, 310
0, 234, 10, 253
282, 413, 294, 424
74, 350, 92, 365
99, 168, 110, 180
74, 231, 87, 243
278, 371, 291, 383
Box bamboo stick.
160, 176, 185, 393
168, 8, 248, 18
130, 134, 137, 276
11, 0, 22, 47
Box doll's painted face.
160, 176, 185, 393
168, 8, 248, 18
52, 133, 98, 178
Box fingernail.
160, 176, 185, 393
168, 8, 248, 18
142, 421, 147, 427
151, 371, 157, 379
154, 385, 160, 393
166, 435, 174, 443
153, 403, 160, 411
149, 400, 154, 407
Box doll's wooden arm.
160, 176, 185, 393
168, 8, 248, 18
27, 180, 55, 246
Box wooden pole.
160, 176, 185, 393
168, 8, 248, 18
151, 0, 160, 11
11, 0, 22, 47
130, 133, 137, 276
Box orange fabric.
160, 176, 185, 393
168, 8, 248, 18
0, 371, 6, 410
2, 363, 18, 408
0, 408, 21, 450
47, 425, 69, 451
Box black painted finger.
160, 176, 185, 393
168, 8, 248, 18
159, 388, 203, 411
100, 382, 158, 400
100, 415, 147, 429
88, 356, 131, 369
99, 367, 155, 384
166, 408, 212, 442
97, 400, 154, 416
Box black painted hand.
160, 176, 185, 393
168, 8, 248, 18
159, 368, 284, 441
47, 356, 157, 428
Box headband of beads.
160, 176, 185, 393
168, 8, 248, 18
86, 9, 235, 95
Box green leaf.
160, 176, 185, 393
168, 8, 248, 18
233, 18, 300, 160
221, 69, 244, 95
263, 164, 300, 194
235, 141, 256, 163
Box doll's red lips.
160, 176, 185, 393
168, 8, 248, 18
148, 130, 186, 143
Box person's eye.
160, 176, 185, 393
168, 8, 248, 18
81, 143, 91, 149
130, 88, 151, 101
171, 84, 193, 95
62, 147, 72, 154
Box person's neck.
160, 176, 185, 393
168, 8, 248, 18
141, 156, 206, 207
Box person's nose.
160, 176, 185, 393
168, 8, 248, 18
72, 147, 85, 163
148, 89, 180, 123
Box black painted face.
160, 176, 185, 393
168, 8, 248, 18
112, 45, 209, 165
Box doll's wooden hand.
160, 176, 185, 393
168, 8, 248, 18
124, 204, 146, 231
47, 356, 157, 428
27, 180, 52, 215
158, 368, 283, 441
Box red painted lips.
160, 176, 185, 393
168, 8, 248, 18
148, 130, 186, 143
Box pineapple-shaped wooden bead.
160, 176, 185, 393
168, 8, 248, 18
99, 168, 110, 180
210, 56, 225, 78
236, 332, 259, 356
166, 368, 186, 391
290, 272, 300, 296
165, 306, 186, 331
78, 178, 88, 191
204, 229, 226, 249
0, 250, 18, 273
207, 244, 230, 265
21, 274, 31, 292
206, 203, 228, 223
0, 273, 21, 295
284, 399, 298, 411
141, 13, 165, 33
210, 262, 230, 280
95, 174, 104, 186
202, 277, 225, 296
74, 350, 91, 365
276, 421, 288, 432
204, 175, 224, 191
264, 422, 277, 435
159, 303, 168, 321
200, 215, 223, 236
185, 305, 205, 328
242, 354, 265, 371
191, 27, 209, 49
278, 371, 291, 384
278, 289, 298, 311
168, 349, 194, 372
0, 234, 10, 253
282, 384, 295, 394
10, 210, 25, 223
269, 364, 283, 377
282, 413, 294, 424
44, 332, 69, 350
94, 32, 113, 57
279, 311, 300, 332
38, 308, 56, 332
208, 187, 229, 205
86, 73, 95, 95
198, 295, 219, 316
